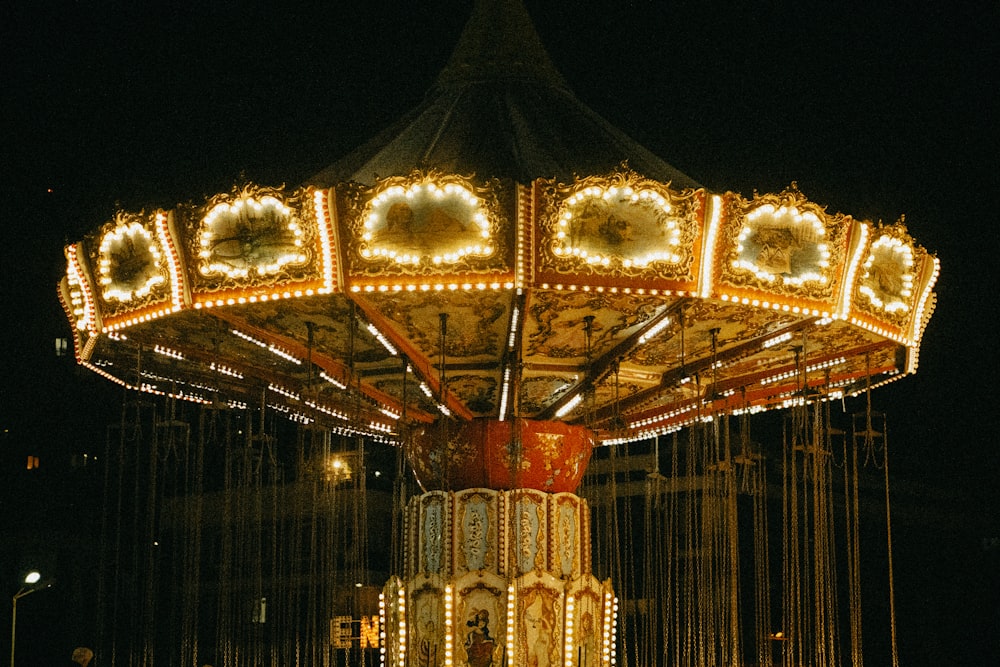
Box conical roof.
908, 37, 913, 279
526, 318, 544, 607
308, 0, 699, 188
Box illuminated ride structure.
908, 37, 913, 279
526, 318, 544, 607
58, 2, 938, 667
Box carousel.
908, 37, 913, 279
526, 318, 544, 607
58, 1, 938, 667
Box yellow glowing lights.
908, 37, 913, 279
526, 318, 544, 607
379, 593, 388, 667
312, 188, 337, 292
99, 220, 166, 302
198, 195, 307, 278
444, 585, 455, 667
858, 234, 915, 313
554, 185, 683, 267
564, 595, 576, 667
734, 203, 830, 285
360, 180, 493, 266
396, 588, 407, 667
66, 244, 97, 332
506, 586, 517, 662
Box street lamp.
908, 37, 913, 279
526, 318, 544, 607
10, 571, 51, 667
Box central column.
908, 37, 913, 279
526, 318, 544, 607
380, 419, 618, 667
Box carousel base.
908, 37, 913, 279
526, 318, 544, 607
381, 487, 617, 667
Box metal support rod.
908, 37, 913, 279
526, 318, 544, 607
10, 584, 48, 667
10, 594, 17, 667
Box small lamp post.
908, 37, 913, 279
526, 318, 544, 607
10, 571, 50, 667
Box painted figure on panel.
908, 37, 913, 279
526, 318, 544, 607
523, 592, 557, 667
464, 608, 496, 667
414, 596, 441, 667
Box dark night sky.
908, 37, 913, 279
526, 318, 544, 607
1, 0, 998, 663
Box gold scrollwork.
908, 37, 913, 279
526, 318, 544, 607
92, 211, 170, 314
537, 169, 701, 281
184, 184, 318, 293
721, 184, 849, 301
854, 220, 922, 325
343, 170, 509, 278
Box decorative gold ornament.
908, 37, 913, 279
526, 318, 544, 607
196, 186, 307, 279
857, 225, 916, 316
343, 171, 510, 281
97, 212, 168, 303
719, 185, 849, 303
536, 170, 702, 284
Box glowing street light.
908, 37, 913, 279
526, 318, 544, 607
10, 571, 52, 667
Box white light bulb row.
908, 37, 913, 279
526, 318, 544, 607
564, 595, 576, 667
67, 244, 97, 332
539, 282, 680, 297
352, 281, 513, 294
638, 315, 670, 344
760, 356, 846, 386
268, 383, 300, 401
762, 332, 793, 349
196, 287, 323, 310
313, 189, 338, 292
506, 586, 517, 661
266, 403, 314, 425
210, 362, 244, 379
631, 403, 696, 429
155, 212, 186, 310
507, 305, 520, 350
554, 393, 583, 418
610, 597, 619, 666
378, 593, 387, 667
699, 195, 723, 297
367, 322, 398, 356
602, 592, 615, 666
230, 329, 302, 365
565, 185, 671, 211
499, 366, 512, 422
320, 370, 347, 390
719, 293, 832, 319
369, 421, 394, 434
746, 204, 826, 232
911, 256, 940, 344
444, 586, 454, 667
303, 400, 349, 422
154, 344, 184, 360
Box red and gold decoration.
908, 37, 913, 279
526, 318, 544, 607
58, 171, 938, 443
407, 418, 593, 492
53, 3, 940, 666
382, 488, 617, 667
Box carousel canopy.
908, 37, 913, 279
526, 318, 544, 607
58, 0, 938, 446
308, 0, 699, 188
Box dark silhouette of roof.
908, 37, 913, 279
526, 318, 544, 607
308, 0, 699, 188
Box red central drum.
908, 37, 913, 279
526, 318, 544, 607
407, 418, 593, 492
